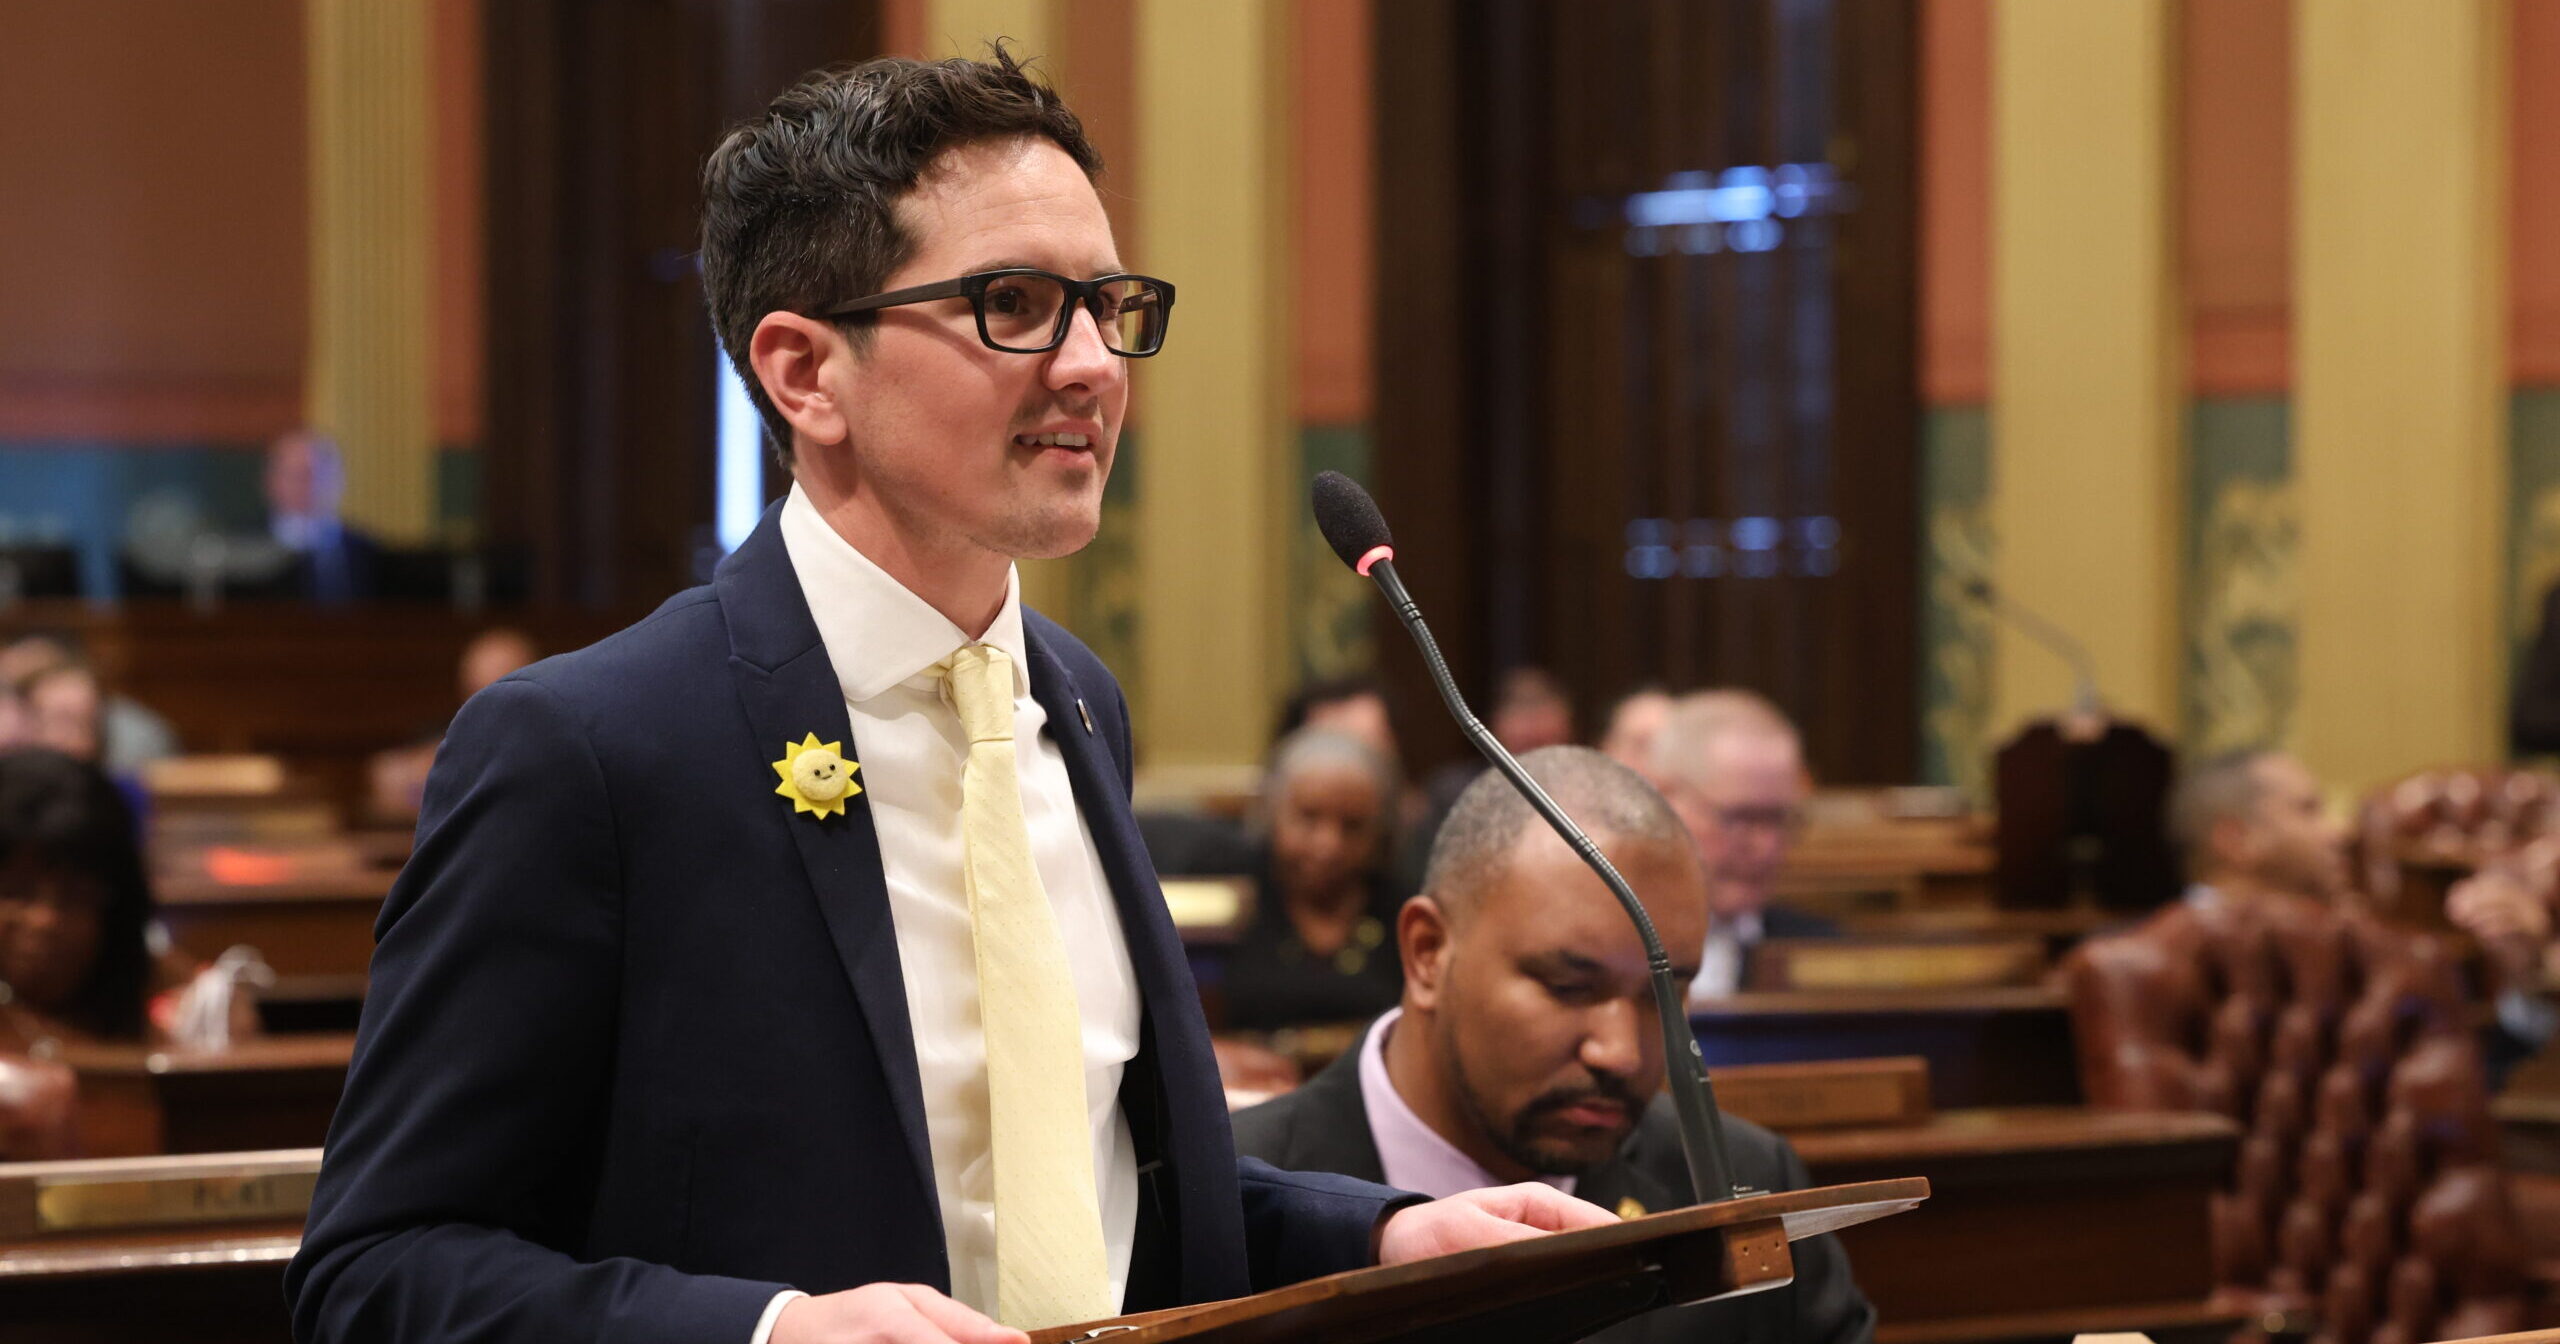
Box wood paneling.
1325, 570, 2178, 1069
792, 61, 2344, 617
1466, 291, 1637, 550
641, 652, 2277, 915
482, 0, 879, 606
0, 1, 306, 443
1373, 0, 1919, 783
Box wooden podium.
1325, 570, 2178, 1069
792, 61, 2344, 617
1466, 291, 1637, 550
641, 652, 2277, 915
1027, 1179, 1929, 1344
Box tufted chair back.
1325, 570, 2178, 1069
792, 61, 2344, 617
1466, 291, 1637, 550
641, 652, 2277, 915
2061, 893, 2529, 1344
2355, 769, 2560, 903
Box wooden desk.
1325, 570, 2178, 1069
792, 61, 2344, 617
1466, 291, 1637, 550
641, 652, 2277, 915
58, 1035, 353, 1158
1834, 907, 2137, 960
1796, 1108, 2242, 1344
151, 869, 389, 981
1691, 988, 2082, 1110
0, 1149, 313, 1344
0, 600, 639, 793
1777, 815, 1997, 913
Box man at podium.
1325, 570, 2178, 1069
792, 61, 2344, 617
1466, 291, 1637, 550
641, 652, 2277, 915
287, 49, 1608, 1344
1234, 747, 1875, 1344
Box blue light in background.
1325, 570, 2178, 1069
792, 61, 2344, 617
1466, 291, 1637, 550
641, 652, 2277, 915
716, 355, 765, 553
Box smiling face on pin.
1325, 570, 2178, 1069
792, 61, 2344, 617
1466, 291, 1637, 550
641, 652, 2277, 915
792, 749, 850, 801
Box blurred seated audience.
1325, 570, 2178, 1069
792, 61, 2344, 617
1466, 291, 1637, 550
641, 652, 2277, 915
262, 428, 381, 604
1211, 1035, 1302, 1110
1223, 728, 1408, 1033
0, 749, 156, 1051
367, 628, 542, 821
2445, 846, 2560, 1085
1649, 690, 1835, 1002
2167, 749, 2350, 909
1409, 667, 1578, 882
0, 634, 180, 774
1597, 685, 1674, 775
1273, 674, 1401, 765
1231, 746, 1875, 1344
2064, 750, 2527, 1341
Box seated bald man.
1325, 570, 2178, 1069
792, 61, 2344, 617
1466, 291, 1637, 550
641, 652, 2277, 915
1231, 747, 1875, 1344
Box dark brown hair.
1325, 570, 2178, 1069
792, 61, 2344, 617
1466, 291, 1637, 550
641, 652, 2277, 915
699, 44, 1103, 467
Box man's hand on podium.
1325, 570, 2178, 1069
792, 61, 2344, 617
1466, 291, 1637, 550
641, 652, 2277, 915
770, 1282, 1027, 1344
1375, 1183, 1621, 1265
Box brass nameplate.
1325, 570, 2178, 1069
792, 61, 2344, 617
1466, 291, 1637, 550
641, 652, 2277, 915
35, 1169, 317, 1234
1717, 1071, 1916, 1130
1778, 943, 2040, 991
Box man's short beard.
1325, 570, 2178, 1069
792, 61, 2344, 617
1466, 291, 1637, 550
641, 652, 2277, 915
1447, 1051, 1588, 1176
1438, 1017, 1629, 1177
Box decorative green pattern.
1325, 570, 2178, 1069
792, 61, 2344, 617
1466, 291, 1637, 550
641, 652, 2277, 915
1291, 425, 1378, 683
2183, 399, 2295, 759
1918, 406, 1994, 800
2509, 392, 2560, 700
1067, 430, 1145, 715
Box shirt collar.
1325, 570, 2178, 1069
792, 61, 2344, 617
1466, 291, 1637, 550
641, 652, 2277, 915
778, 483, 1032, 704
1356, 1008, 1576, 1200
1709, 910, 1765, 945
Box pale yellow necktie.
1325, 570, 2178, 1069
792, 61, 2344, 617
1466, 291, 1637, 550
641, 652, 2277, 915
939, 644, 1113, 1330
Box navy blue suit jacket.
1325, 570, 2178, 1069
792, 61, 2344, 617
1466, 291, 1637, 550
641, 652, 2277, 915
286, 509, 1413, 1344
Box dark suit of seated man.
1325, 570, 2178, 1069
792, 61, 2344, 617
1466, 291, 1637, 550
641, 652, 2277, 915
1645, 691, 1842, 1002
286, 49, 1609, 1344
1233, 746, 1875, 1344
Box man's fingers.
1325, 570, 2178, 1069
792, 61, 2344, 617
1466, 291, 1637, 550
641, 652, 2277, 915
893, 1285, 1030, 1344
1452, 1202, 1554, 1249
1482, 1182, 1620, 1232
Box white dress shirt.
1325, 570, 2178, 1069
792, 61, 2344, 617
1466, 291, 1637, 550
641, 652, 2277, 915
755, 486, 1142, 1339
1686, 910, 1765, 1005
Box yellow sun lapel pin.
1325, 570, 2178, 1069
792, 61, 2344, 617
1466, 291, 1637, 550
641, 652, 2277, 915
773, 733, 860, 819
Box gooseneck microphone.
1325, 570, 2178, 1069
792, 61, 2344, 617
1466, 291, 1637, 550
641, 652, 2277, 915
1962, 577, 2102, 719
1310, 471, 1742, 1204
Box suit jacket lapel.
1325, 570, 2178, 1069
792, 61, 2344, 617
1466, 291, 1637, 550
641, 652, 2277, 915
1021, 630, 1208, 1091
1022, 623, 1254, 1304
714, 508, 941, 1259
1280, 1030, 1391, 1184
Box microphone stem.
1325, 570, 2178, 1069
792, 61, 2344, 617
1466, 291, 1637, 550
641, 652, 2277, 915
1368, 559, 1741, 1203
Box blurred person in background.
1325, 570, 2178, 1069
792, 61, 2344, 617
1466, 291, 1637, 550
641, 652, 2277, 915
1597, 686, 1674, 777
1648, 690, 1835, 1003
1410, 668, 1578, 880
368, 628, 542, 822
1273, 675, 1400, 765
2162, 750, 2350, 910
0, 634, 178, 773
1224, 728, 1408, 1033
263, 429, 381, 605
0, 749, 155, 1050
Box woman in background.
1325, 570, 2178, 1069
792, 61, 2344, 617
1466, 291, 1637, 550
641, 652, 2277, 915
0, 748, 154, 1050
1222, 728, 1408, 1033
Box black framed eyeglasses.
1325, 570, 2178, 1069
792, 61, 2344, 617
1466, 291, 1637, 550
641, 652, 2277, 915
821, 268, 1176, 357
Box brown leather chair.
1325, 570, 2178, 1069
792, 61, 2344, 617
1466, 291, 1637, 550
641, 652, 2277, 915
2062, 893, 2529, 1344
2355, 769, 2560, 904
0, 1052, 78, 1161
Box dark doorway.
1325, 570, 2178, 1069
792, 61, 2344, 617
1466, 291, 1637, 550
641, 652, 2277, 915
1376, 0, 1919, 783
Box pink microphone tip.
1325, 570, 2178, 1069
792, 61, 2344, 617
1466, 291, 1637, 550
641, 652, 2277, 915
1355, 544, 1394, 577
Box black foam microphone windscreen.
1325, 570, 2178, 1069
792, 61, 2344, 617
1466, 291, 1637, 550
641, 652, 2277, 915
1310, 470, 1394, 572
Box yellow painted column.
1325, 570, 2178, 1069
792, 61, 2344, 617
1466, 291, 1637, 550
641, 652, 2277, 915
2294, 0, 2508, 789
924, 1, 1076, 618
304, 0, 434, 541
1132, 0, 1289, 771
924, 0, 1052, 63
1989, 0, 2182, 740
